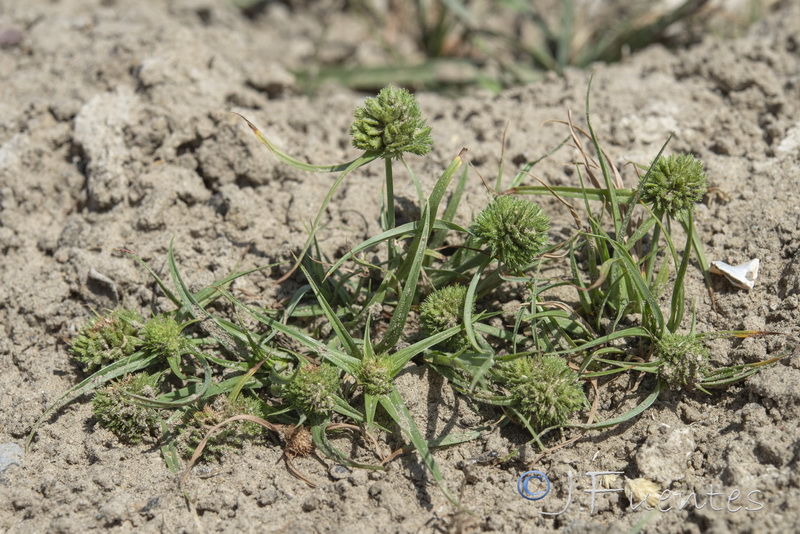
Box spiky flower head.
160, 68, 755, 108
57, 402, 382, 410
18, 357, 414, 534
356, 353, 393, 396
655, 332, 709, 388
419, 284, 472, 351
495, 355, 586, 430
70, 308, 143, 372
141, 314, 186, 358
471, 196, 550, 271
638, 153, 708, 218
349, 85, 432, 159
92, 373, 160, 443
283, 364, 340, 417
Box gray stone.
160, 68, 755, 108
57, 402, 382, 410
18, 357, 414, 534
0, 442, 24, 476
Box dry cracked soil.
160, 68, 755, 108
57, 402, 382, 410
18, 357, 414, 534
1, 0, 800, 533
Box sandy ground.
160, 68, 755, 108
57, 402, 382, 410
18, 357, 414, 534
1, 0, 799, 532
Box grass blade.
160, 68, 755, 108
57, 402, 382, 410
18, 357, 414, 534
379, 388, 457, 505
376, 203, 431, 352
278, 153, 378, 282
236, 113, 363, 173
27, 352, 160, 448
300, 264, 359, 358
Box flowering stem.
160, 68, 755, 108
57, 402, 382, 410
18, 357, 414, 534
383, 158, 395, 231
237, 113, 361, 173
644, 209, 664, 286
668, 210, 693, 332
464, 256, 491, 352
383, 158, 398, 261
376, 202, 431, 353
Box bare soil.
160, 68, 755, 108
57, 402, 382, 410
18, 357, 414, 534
1, 1, 799, 532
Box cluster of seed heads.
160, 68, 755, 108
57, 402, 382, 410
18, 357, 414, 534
356, 354, 394, 396
419, 284, 472, 351
282, 364, 340, 418
92, 373, 159, 443
655, 332, 709, 388
495, 355, 586, 430
70, 308, 143, 372
471, 195, 550, 271
638, 153, 708, 218
349, 85, 433, 159
63, 85, 731, 479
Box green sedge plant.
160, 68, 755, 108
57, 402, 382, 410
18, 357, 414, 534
29, 83, 790, 507
503, 78, 789, 442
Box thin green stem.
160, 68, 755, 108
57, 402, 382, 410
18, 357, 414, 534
384, 158, 395, 231
668, 211, 694, 332
645, 211, 664, 286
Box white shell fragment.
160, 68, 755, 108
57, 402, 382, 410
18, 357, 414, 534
709, 259, 760, 290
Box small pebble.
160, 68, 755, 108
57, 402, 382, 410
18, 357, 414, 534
329, 464, 350, 480
0, 443, 24, 475
0, 27, 24, 47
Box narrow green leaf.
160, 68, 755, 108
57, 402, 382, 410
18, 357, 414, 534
428, 150, 466, 227
281, 153, 377, 281
509, 135, 571, 189
379, 388, 458, 505
167, 240, 241, 353
127, 352, 212, 408
213, 285, 361, 374
565, 380, 662, 431
388, 325, 461, 375
585, 75, 622, 235
236, 113, 363, 173
512, 185, 636, 202
300, 264, 359, 358
591, 231, 666, 334
118, 248, 180, 307
668, 211, 694, 332
376, 203, 431, 352
364, 392, 379, 429
464, 259, 490, 352
27, 352, 160, 448
554, 326, 651, 356
430, 165, 468, 250
325, 220, 468, 280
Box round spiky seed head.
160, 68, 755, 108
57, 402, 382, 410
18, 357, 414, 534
471, 196, 550, 271
349, 85, 433, 159
283, 364, 340, 417
356, 353, 393, 396
92, 373, 159, 443
655, 332, 709, 389
495, 355, 586, 430
141, 314, 186, 358
70, 308, 143, 372
284, 425, 314, 458
419, 284, 472, 351
638, 153, 708, 218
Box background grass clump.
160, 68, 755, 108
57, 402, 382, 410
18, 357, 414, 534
271, 0, 772, 94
